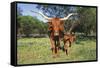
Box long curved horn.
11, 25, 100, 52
60, 13, 77, 20
68, 20, 80, 34
31, 10, 52, 20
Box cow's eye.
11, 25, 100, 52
48, 22, 52, 25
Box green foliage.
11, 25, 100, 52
17, 16, 47, 37
17, 38, 96, 64
63, 7, 96, 36
77, 7, 96, 35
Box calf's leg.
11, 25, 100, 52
64, 40, 70, 55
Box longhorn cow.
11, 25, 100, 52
31, 10, 77, 57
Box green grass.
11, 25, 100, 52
17, 38, 97, 65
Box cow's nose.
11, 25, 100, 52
54, 32, 59, 36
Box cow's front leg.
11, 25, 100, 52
55, 40, 60, 57
50, 38, 56, 58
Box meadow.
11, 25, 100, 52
17, 37, 97, 65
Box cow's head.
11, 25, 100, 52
31, 10, 77, 37
48, 18, 61, 36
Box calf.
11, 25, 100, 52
63, 33, 76, 55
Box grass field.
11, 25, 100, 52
17, 37, 97, 65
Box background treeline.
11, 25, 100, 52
17, 16, 48, 37
17, 5, 97, 38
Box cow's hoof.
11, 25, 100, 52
52, 55, 56, 58
53, 54, 59, 58
69, 44, 71, 47
66, 53, 68, 56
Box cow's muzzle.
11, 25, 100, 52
54, 32, 59, 36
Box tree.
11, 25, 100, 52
17, 7, 23, 38
36, 5, 77, 18
17, 16, 48, 37
77, 7, 96, 36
